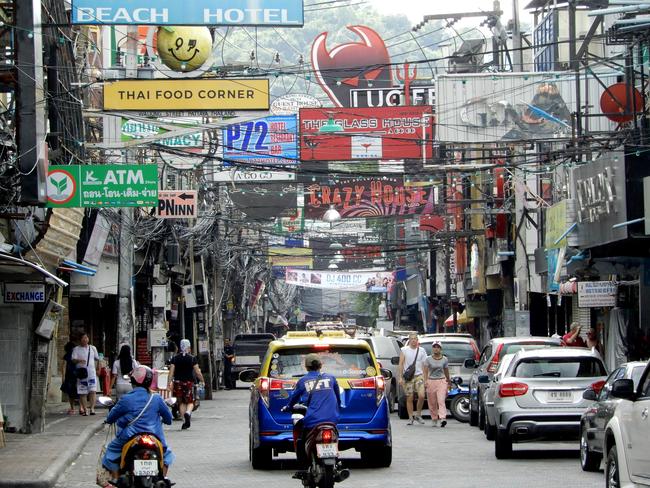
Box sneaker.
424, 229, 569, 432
431, 420, 438, 427
440, 420, 447, 428
406, 417, 414, 425
414, 415, 425, 425
182, 412, 191, 430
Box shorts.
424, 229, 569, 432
173, 380, 195, 404
403, 374, 425, 397
77, 377, 97, 395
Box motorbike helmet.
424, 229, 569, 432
304, 353, 322, 371
130, 365, 154, 389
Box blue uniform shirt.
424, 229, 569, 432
287, 371, 341, 428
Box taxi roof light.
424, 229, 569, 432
284, 331, 318, 338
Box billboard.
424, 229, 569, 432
285, 268, 396, 293
72, 0, 304, 26
299, 106, 433, 161
305, 176, 435, 219
436, 72, 618, 143
103, 79, 270, 111
46, 165, 158, 208
349, 85, 435, 108
121, 118, 203, 147
223, 115, 298, 166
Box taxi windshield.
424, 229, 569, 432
269, 347, 375, 379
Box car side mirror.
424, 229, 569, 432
582, 389, 598, 401
610, 378, 635, 400
464, 359, 477, 369
390, 356, 400, 365
478, 374, 490, 384
238, 369, 259, 383
380, 368, 393, 380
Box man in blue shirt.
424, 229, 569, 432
284, 353, 341, 469
102, 366, 175, 481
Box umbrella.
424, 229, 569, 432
444, 311, 473, 327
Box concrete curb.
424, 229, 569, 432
0, 419, 104, 488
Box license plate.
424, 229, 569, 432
547, 390, 572, 403
316, 443, 338, 458
133, 460, 158, 476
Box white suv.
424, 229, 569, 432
604, 359, 650, 487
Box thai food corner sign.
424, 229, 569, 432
46, 165, 159, 208
71, 0, 304, 26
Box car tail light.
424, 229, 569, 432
487, 344, 503, 373
349, 376, 385, 406
499, 382, 529, 397
259, 377, 295, 407
591, 380, 606, 395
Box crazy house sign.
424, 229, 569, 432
305, 176, 436, 219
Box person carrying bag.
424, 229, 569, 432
399, 333, 427, 425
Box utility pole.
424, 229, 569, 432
511, 0, 523, 72
117, 26, 138, 349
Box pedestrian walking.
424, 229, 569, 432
167, 339, 205, 430
110, 344, 139, 399
60, 341, 78, 415
223, 338, 235, 389
423, 341, 451, 427
398, 333, 427, 425
71, 333, 100, 415
563, 323, 587, 348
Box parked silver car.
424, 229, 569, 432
491, 348, 607, 459
579, 361, 646, 471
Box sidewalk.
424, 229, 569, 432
0, 403, 104, 488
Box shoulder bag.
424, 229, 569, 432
75, 347, 91, 380
402, 349, 419, 382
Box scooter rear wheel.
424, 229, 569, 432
318, 465, 335, 488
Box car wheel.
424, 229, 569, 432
361, 446, 392, 468
250, 429, 272, 470
495, 429, 512, 459
478, 401, 486, 430
450, 395, 470, 423
484, 417, 496, 441
606, 445, 620, 488
580, 426, 602, 472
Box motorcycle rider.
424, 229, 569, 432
282, 353, 341, 473
101, 365, 175, 482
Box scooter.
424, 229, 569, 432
98, 395, 176, 488
446, 376, 470, 423
288, 404, 350, 488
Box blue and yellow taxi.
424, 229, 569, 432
242, 331, 392, 469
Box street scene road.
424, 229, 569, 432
57, 389, 603, 488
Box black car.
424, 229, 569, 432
231, 333, 275, 387
579, 361, 646, 471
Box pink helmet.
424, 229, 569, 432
130, 365, 154, 389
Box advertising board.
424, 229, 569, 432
305, 176, 435, 219
578, 281, 617, 308
121, 118, 203, 147
436, 72, 618, 143
211, 169, 295, 183
46, 165, 158, 208
285, 268, 397, 293
270, 94, 321, 116
349, 85, 435, 108
71, 0, 304, 26
223, 115, 298, 166
156, 190, 197, 219
103, 79, 270, 111
299, 106, 434, 161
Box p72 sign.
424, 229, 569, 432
222, 115, 297, 167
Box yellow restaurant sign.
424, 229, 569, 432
103, 79, 270, 111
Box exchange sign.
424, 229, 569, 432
71, 0, 304, 26
47, 165, 158, 208
104, 79, 270, 111
223, 115, 298, 166
299, 106, 434, 161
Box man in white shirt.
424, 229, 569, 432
71, 333, 100, 415
399, 333, 428, 425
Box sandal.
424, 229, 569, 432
90, 410, 96, 415
66, 409, 76, 415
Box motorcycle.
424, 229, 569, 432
288, 404, 350, 488
446, 376, 470, 423
97, 395, 176, 488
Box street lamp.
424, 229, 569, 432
328, 262, 339, 270
323, 205, 341, 223
319, 114, 344, 134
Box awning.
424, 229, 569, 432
444, 311, 474, 327
0, 251, 68, 287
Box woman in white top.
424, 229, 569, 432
110, 344, 138, 399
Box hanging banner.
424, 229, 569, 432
285, 268, 397, 293
299, 106, 434, 161
71, 0, 304, 26
223, 115, 298, 166
121, 118, 203, 147
578, 281, 617, 308
46, 165, 158, 208
305, 176, 435, 219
